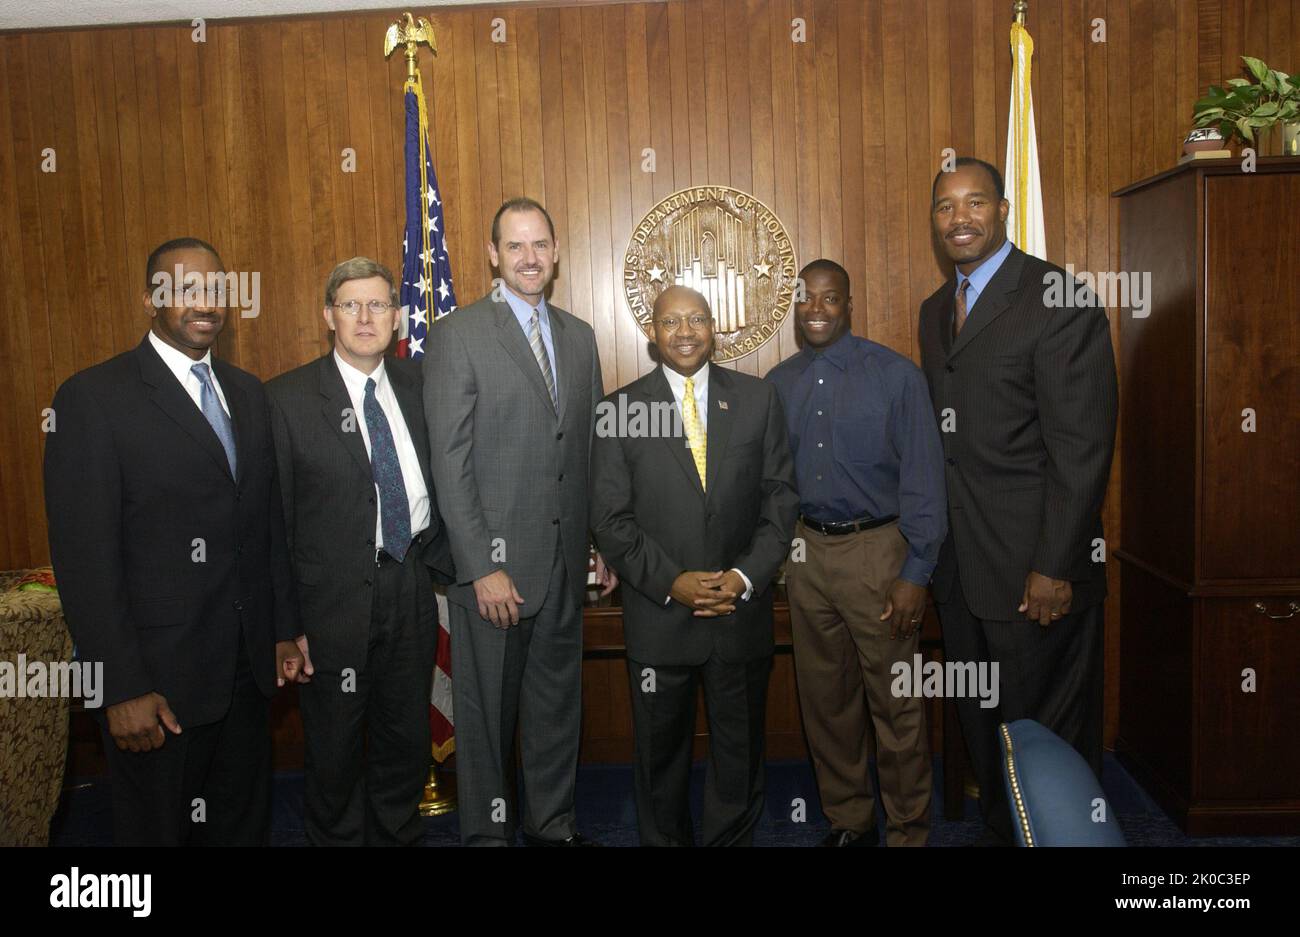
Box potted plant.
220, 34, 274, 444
1193, 56, 1299, 155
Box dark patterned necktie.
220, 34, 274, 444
364, 377, 412, 561
953, 278, 971, 338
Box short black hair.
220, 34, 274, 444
145, 237, 223, 290
799, 259, 850, 295
932, 157, 1005, 203
491, 197, 556, 247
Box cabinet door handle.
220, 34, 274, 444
1253, 601, 1300, 620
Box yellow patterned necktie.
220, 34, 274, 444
683, 376, 706, 490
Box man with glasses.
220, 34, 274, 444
44, 237, 303, 845
590, 285, 798, 845
266, 256, 454, 845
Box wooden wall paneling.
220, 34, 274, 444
0, 37, 31, 569
682, 1, 709, 184
580, 6, 616, 384
605, 4, 639, 391
767, 0, 799, 365
834, 0, 865, 346
2, 37, 49, 564
1062, 0, 1087, 269
278, 23, 322, 362
536, 8, 569, 313
558, 9, 595, 337
858, 1, 887, 353
625, 3, 656, 382
702, 0, 731, 195
812, 0, 842, 302
1034, 0, 1063, 263
472, 10, 505, 254
300, 20, 339, 349
450, 13, 486, 300
878, 0, 910, 355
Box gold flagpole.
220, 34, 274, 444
384, 12, 456, 819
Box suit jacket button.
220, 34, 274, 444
233, 599, 244, 611
552, 518, 559, 525
366, 538, 374, 546
364, 579, 372, 587
368, 496, 376, 505
945, 364, 955, 373
558, 473, 564, 482
945, 457, 956, 465
556, 431, 564, 440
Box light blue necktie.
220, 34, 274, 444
191, 362, 237, 478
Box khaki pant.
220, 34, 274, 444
785, 519, 932, 846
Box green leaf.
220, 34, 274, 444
1242, 55, 1270, 82
1253, 102, 1279, 118
1226, 77, 1252, 88
1237, 117, 1255, 142
1218, 118, 1235, 140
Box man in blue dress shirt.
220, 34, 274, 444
766, 259, 947, 847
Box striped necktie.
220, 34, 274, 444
682, 376, 706, 490
953, 278, 971, 338
529, 308, 558, 411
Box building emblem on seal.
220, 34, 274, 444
622, 186, 796, 362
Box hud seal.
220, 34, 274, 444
623, 186, 796, 362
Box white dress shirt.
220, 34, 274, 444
333, 351, 431, 550
660, 362, 753, 602
148, 330, 230, 417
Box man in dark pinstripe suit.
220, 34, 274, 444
919, 158, 1117, 845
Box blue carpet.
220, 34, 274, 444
49, 753, 1298, 846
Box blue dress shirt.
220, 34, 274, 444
502, 287, 558, 391
766, 332, 948, 585
956, 237, 1013, 318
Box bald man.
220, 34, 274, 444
590, 287, 799, 846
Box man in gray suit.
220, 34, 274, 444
267, 257, 454, 845
424, 197, 616, 846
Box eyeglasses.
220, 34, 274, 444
332, 300, 396, 317
654, 314, 711, 332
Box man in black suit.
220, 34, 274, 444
591, 286, 799, 846
266, 257, 454, 845
918, 158, 1117, 844
43, 237, 303, 846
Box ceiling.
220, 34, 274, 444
0, 0, 598, 31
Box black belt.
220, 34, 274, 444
800, 514, 898, 536
376, 530, 424, 565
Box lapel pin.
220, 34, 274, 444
718, 400, 729, 410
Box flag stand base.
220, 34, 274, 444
418, 761, 457, 816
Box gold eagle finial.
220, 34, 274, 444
384, 12, 437, 79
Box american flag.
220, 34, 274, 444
396, 73, 456, 762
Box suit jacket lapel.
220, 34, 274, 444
386, 358, 433, 488
549, 308, 569, 422
703, 366, 734, 500
646, 369, 705, 499
494, 300, 558, 416
950, 246, 1027, 358
136, 337, 236, 482
318, 355, 373, 480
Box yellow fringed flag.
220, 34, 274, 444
1004, 20, 1046, 259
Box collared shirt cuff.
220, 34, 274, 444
730, 568, 753, 601
899, 555, 936, 587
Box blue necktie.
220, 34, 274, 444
191, 362, 237, 478
364, 377, 412, 561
